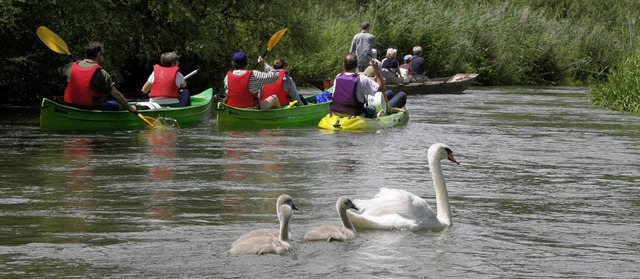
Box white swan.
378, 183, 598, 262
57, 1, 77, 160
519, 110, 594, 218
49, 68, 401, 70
347, 143, 459, 231
231, 194, 298, 243
229, 204, 294, 255
303, 196, 359, 242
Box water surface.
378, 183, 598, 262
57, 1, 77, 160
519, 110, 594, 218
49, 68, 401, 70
0, 87, 638, 278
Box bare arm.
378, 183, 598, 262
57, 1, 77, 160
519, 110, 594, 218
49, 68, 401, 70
370, 60, 385, 93
141, 81, 152, 94
110, 86, 137, 113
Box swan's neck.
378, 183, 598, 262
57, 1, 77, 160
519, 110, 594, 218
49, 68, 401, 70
339, 207, 357, 234
279, 214, 290, 242
430, 158, 452, 226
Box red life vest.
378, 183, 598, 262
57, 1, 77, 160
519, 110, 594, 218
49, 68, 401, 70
63, 62, 104, 107
261, 70, 290, 105
149, 64, 180, 98
226, 70, 257, 108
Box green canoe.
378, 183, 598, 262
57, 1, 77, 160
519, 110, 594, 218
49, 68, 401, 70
317, 111, 409, 132
216, 98, 330, 130
40, 88, 213, 132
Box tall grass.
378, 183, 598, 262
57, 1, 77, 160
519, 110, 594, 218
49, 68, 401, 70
288, 0, 639, 87
588, 48, 640, 113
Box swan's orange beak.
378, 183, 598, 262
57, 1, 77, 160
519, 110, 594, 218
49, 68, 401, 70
448, 153, 460, 165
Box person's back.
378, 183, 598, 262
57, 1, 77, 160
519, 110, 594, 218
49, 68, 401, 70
224, 51, 279, 109
261, 58, 305, 107
331, 54, 381, 118
141, 51, 190, 107
62, 42, 136, 112
380, 48, 401, 84
409, 46, 429, 82
331, 73, 362, 115
350, 22, 376, 73
400, 55, 413, 83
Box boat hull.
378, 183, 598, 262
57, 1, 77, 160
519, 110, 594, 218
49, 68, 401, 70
385, 73, 478, 95
40, 88, 213, 132
317, 111, 409, 132
216, 99, 330, 130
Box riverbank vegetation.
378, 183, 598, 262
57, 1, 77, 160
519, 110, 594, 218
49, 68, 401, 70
1, 0, 639, 112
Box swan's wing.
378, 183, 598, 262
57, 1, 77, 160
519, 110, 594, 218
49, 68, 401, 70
347, 210, 418, 230
303, 225, 355, 241
354, 188, 436, 220
230, 234, 289, 255
231, 228, 279, 246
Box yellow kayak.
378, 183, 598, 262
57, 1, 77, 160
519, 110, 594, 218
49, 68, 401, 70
317, 111, 409, 132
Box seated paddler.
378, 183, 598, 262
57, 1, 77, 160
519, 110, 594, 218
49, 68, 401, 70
223, 51, 280, 110
330, 53, 386, 118
59, 41, 137, 113
141, 51, 191, 107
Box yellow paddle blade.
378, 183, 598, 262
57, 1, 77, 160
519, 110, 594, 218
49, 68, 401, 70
286, 100, 298, 108
36, 26, 71, 56
266, 28, 288, 51
137, 113, 167, 129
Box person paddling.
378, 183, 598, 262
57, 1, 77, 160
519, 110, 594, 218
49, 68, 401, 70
59, 42, 137, 113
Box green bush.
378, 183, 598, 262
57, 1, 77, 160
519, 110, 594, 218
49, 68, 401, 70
1, 0, 640, 111
589, 48, 640, 113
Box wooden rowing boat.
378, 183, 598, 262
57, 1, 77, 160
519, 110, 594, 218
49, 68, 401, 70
317, 111, 409, 132
385, 73, 478, 95
40, 88, 213, 132
216, 97, 330, 130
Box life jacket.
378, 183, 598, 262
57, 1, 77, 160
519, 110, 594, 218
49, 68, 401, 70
226, 70, 257, 108
261, 70, 290, 105
330, 73, 362, 115
149, 64, 180, 98
63, 62, 104, 107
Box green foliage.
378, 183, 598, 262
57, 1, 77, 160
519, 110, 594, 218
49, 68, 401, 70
1, 0, 639, 111
588, 48, 640, 113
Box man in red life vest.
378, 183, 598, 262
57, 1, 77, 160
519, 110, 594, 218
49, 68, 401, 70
141, 51, 190, 107
223, 51, 279, 110
261, 58, 306, 107
61, 42, 137, 112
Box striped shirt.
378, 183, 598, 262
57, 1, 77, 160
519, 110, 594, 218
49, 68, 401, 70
224, 70, 279, 96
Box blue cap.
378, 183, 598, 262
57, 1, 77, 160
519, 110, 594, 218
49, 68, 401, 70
232, 51, 247, 63
403, 54, 413, 62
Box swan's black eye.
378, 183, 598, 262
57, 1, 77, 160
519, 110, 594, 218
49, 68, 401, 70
444, 147, 453, 155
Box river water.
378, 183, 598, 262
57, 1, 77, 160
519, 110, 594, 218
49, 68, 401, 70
0, 87, 638, 278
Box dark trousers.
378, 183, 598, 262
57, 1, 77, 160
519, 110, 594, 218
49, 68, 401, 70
385, 90, 407, 108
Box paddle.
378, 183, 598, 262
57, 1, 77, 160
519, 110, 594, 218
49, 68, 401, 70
36, 26, 77, 61
36, 26, 164, 128
252, 28, 288, 69
224, 28, 288, 104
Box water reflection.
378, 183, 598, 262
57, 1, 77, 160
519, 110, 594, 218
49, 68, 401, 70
143, 129, 178, 220
61, 137, 95, 238
63, 137, 95, 194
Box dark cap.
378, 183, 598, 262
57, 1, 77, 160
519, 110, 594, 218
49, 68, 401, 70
362, 22, 370, 29
232, 51, 247, 63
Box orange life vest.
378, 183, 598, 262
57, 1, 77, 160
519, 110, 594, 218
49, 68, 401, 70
260, 70, 290, 105
226, 70, 257, 108
149, 64, 180, 98
63, 62, 103, 107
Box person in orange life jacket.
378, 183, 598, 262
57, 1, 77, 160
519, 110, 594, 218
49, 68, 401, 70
60, 42, 137, 112
330, 53, 383, 118
141, 51, 190, 107
261, 58, 306, 107
223, 51, 279, 110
